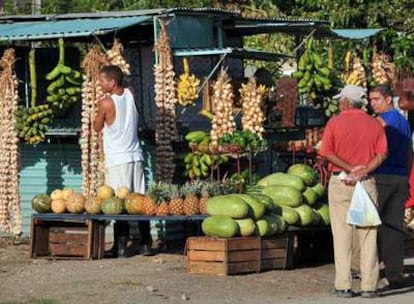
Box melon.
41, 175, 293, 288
287, 164, 318, 186
84, 197, 102, 214
101, 197, 124, 215
51, 199, 66, 214
116, 186, 130, 199
97, 185, 115, 200
201, 216, 239, 238
50, 189, 63, 201
124, 193, 145, 215
61, 188, 74, 200
32, 194, 52, 213
66, 192, 86, 214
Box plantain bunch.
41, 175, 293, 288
45, 38, 83, 110
293, 37, 333, 101
16, 105, 53, 144
177, 58, 200, 106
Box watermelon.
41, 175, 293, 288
287, 164, 318, 186
312, 182, 326, 197
316, 204, 330, 226
32, 194, 52, 213
295, 204, 314, 226
262, 185, 303, 207
257, 172, 305, 192
303, 187, 318, 206
235, 218, 256, 236
206, 195, 249, 219
232, 194, 265, 219
202, 216, 239, 238
255, 219, 271, 236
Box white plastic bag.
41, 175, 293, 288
346, 181, 381, 227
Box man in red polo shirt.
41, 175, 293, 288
321, 85, 387, 298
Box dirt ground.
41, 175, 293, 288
1, 237, 414, 304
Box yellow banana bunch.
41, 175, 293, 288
177, 58, 200, 106
342, 56, 367, 87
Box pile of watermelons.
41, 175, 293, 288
201, 164, 329, 238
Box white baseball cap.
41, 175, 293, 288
333, 85, 367, 104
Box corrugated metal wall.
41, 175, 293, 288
19, 142, 83, 236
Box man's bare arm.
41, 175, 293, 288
93, 98, 110, 132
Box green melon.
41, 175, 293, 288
101, 197, 124, 215
201, 215, 239, 238
32, 194, 52, 213
257, 172, 305, 192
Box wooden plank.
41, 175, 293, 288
261, 248, 286, 259
227, 261, 260, 274
187, 237, 226, 251
49, 227, 88, 234
188, 250, 226, 261
49, 243, 87, 257
261, 238, 287, 249
188, 261, 227, 276
261, 258, 287, 270
227, 250, 260, 262
32, 224, 50, 257
227, 237, 260, 250
49, 232, 88, 244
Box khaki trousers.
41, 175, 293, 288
329, 176, 379, 291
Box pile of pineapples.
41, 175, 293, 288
141, 181, 222, 216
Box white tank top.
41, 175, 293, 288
103, 88, 143, 168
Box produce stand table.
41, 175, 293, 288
30, 213, 207, 260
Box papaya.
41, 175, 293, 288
201, 216, 239, 238
206, 195, 249, 219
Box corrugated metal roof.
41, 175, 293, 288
173, 47, 294, 61
0, 15, 152, 41
330, 28, 384, 39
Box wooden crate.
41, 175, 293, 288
30, 218, 105, 260
261, 235, 293, 271
186, 237, 261, 276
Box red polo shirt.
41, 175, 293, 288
320, 108, 387, 172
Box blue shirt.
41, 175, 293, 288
375, 109, 411, 176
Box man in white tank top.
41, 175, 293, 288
94, 65, 151, 258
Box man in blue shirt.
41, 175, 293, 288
369, 84, 412, 289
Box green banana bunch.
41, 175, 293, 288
184, 152, 229, 179
293, 37, 333, 100
45, 38, 83, 111
185, 130, 209, 144
16, 105, 53, 145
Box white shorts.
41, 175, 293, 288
105, 161, 145, 194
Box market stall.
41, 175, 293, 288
0, 7, 390, 273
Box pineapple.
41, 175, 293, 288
168, 184, 184, 215
182, 182, 200, 215
156, 182, 170, 216
143, 182, 157, 215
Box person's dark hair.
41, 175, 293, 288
100, 65, 123, 86
370, 84, 393, 97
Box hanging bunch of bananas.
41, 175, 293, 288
183, 130, 229, 179
177, 58, 200, 106
371, 52, 396, 86
16, 105, 53, 144
45, 38, 83, 110
341, 50, 367, 87
15, 48, 54, 145
293, 37, 332, 102
106, 39, 131, 75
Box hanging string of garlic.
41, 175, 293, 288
240, 77, 266, 138
0, 49, 21, 236
106, 39, 131, 75
371, 52, 396, 86
154, 20, 178, 183
210, 68, 236, 146
80, 47, 106, 198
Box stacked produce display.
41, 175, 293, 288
201, 164, 329, 238
0, 49, 22, 235
154, 20, 177, 183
